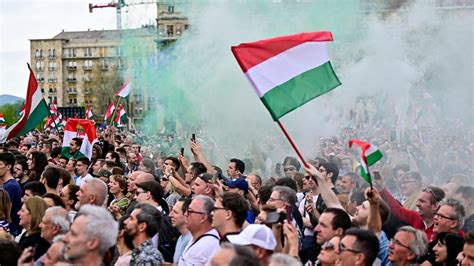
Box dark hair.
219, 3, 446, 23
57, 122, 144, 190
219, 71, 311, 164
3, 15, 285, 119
42, 166, 61, 189
436, 232, 465, 265
178, 198, 192, 214
0, 152, 15, 173
104, 160, 117, 169
344, 228, 380, 266
320, 162, 339, 184
111, 167, 124, 175
163, 156, 180, 171
455, 186, 474, 199
65, 184, 80, 210
344, 172, 360, 188
24, 181, 46, 197
15, 159, 28, 173
72, 137, 83, 147
230, 158, 245, 174
59, 155, 69, 163
465, 231, 474, 245
136, 203, 163, 237
42, 193, 66, 208
107, 151, 120, 164
221, 192, 249, 227
29, 151, 48, 181
118, 215, 135, 250
50, 147, 62, 159
189, 162, 207, 178
350, 188, 366, 206
258, 185, 274, 205
325, 208, 351, 233
228, 243, 261, 266
423, 186, 445, 204
275, 177, 297, 192
0, 240, 22, 266
77, 157, 91, 167
283, 156, 301, 171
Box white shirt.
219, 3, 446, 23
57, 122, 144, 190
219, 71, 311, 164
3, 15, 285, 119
178, 229, 220, 266
298, 194, 319, 236
75, 173, 93, 187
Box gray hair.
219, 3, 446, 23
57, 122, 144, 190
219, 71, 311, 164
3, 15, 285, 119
76, 204, 118, 255
269, 253, 303, 266
194, 195, 215, 223
46, 207, 70, 234
272, 186, 296, 206
52, 234, 65, 243
86, 178, 108, 206
440, 198, 466, 229
398, 226, 428, 261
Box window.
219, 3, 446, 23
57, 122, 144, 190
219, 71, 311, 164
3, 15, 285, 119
48, 49, 56, 59
99, 47, 106, 57
36, 61, 44, 71
167, 25, 174, 36
48, 61, 57, 71
65, 48, 75, 58
84, 47, 92, 57
84, 60, 92, 70
168, 5, 174, 12
116, 47, 122, 56
35, 49, 43, 58
101, 58, 109, 69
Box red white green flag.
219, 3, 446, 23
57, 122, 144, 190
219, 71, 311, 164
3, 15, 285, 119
114, 104, 127, 127
115, 80, 132, 98
231, 31, 341, 121
0, 113, 5, 123
0, 66, 49, 143
104, 101, 115, 121
86, 104, 93, 120
61, 119, 98, 159
49, 101, 58, 116
349, 139, 383, 183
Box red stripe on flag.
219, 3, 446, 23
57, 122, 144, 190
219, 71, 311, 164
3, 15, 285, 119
231, 31, 333, 73
8, 69, 38, 138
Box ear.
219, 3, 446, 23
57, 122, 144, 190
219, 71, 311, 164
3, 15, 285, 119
335, 227, 344, 236
355, 253, 365, 265
89, 194, 97, 204
87, 235, 101, 251
52, 225, 61, 235
138, 222, 147, 233
406, 252, 416, 262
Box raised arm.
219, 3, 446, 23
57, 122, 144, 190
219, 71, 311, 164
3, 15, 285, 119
305, 164, 344, 210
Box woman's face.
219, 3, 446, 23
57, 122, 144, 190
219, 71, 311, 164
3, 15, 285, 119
108, 178, 121, 195
66, 160, 75, 172
18, 204, 32, 228
317, 236, 341, 264
27, 155, 34, 170
433, 240, 448, 263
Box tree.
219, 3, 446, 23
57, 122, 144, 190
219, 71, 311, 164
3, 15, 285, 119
0, 101, 23, 126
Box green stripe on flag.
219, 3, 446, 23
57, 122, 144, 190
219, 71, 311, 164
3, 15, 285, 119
260, 61, 341, 121
16, 100, 49, 137
366, 149, 383, 166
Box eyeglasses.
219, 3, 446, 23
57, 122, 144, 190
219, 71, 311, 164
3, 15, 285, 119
434, 212, 457, 221
135, 190, 147, 196
211, 207, 227, 212
283, 167, 296, 172
185, 209, 207, 216
422, 187, 442, 202
305, 176, 313, 180
322, 241, 335, 251
268, 197, 285, 203
339, 243, 361, 254
390, 238, 411, 250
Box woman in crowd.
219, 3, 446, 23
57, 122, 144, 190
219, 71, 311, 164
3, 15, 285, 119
59, 184, 79, 221
65, 159, 77, 182
108, 174, 130, 220
27, 151, 48, 182
316, 236, 341, 266
17, 196, 50, 261
89, 144, 103, 175
0, 188, 12, 233
430, 232, 464, 266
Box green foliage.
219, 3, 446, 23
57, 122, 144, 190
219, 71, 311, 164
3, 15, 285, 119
0, 101, 23, 125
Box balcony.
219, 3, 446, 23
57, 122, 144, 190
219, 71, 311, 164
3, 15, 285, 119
49, 90, 57, 95
48, 67, 57, 71
64, 54, 76, 58
48, 55, 56, 60
37, 78, 45, 83
48, 78, 57, 83
68, 89, 77, 94
83, 66, 92, 71
67, 103, 78, 107
68, 66, 77, 70
35, 55, 43, 59
67, 78, 77, 83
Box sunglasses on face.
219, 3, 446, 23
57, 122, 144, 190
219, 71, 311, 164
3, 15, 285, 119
283, 167, 296, 172
322, 241, 335, 251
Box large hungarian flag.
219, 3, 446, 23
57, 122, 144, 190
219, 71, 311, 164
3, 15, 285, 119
349, 139, 383, 183
231, 32, 341, 121
61, 119, 98, 159
115, 80, 132, 98
104, 101, 115, 121
0, 66, 49, 143
86, 104, 93, 120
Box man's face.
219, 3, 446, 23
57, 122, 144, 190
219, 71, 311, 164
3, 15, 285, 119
283, 164, 297, 178
22, 189, 34, 203
186, 199, 207, 233
169, 201, 186, 228
336, 235, 362, 266
191, 177, 209, 196
163, 159, 176, 174
0, 161, 11, 178
77, 183, 91, 206
267, 191, 286, 209
124, 208, 141, 238
210, 247, 236, 266
227, 162, 239, 178
319, 166, 330, 180
247, 175, 261, 191
133, 188, 150, 204
132, 145, 140, 153
64, 215, 89, 262
105, 153, 113, 161
42, 241, 65, 266
69, 140, 79, 153
60, 186, 71, 206
340, 175, 353, 194
75, 161, 88, 176
314, 212, 337, 245
388, 231, 416, 263
433, 205, 458, 233
352, 201, 370, 227
416, 191, 437, 218
20, 145, 29, 155
51, 141, 60, 149
39, 211, 56, 242
13, 163, 25, 178
92, 161, 102, 173
127, 172, 139, 192
460, 243, 474, 265
128, 153, 138, 165
211, 198, 228, 230
58, 158, 68, 169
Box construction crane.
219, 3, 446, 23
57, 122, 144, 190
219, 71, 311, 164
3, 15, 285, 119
89, 0, 184, 30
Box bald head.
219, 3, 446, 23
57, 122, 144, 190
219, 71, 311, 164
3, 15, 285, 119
86, 178, 108, 206
136, 173, 154, 184
127, 171, 146, 193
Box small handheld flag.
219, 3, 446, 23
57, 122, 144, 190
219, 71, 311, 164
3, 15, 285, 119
348, 139, 383, 187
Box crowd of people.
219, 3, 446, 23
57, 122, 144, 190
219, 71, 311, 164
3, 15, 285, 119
0, 114, 473, 266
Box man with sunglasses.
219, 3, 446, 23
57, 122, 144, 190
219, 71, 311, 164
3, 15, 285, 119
282, 156, 301, 179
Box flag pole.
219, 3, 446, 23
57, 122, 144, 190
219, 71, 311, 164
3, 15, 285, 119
109, 97, 122, 127
276, 120, 308, 168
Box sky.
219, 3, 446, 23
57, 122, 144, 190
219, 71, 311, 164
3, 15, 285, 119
0, 0, 157, 97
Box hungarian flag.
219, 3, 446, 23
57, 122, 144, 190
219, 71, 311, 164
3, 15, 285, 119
61, 119, 97, 159
104, 101, 115, 121
348, 139, 383, 183
49, 101, 58, 116
61, 116, 67, 127
115, 80, 132, 98
114, 104, 127, 127
0, 66, 49, 143
44, 113, 62, 130
0, 113, 5, 123
86, 104, 93, 120
231, 32, 341, 121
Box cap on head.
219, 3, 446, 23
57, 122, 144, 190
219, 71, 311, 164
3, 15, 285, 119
227, 224, 276, 251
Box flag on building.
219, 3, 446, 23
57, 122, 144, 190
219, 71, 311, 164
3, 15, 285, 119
114, 104, 127, 127
348, 139, 383, 184
104, 101, 115, 121
231, 32, 341, 121
86, 104, 93, 120
61, 119, 97, 159
0, 66, 49, 143
115, 80, 132, 98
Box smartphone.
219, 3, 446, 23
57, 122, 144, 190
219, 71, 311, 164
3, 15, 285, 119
191, 133, 196, 143
285, 205, 293, 222
265, 211, 286, 224
275, 163, 281, 173
180, 147, 184, 156
374, 171, 382, 180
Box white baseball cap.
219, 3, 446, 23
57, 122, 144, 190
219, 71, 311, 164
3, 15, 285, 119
227, 224, 277, 251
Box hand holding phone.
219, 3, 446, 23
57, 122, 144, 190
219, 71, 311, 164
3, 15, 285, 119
191, 133, 196, 143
